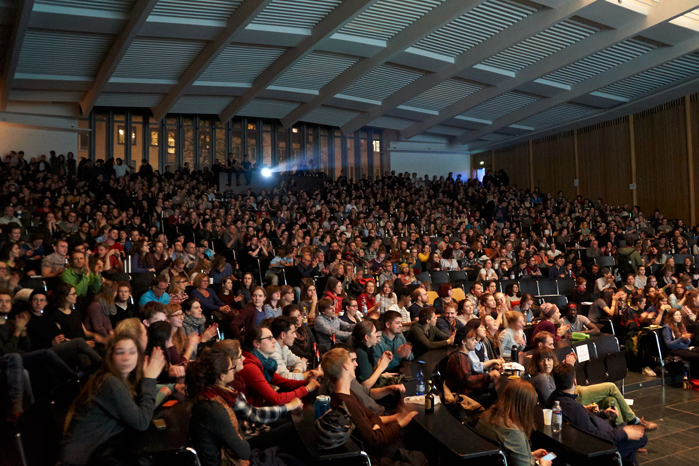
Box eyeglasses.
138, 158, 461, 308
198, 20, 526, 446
177, 280, 186, 284
170, 312, 184, 318
258, 336, 275, 342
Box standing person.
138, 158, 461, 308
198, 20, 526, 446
476, 379, 554, 466
59, 334, 166, 466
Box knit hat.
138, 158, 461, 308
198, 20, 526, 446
539, 302, 558, 319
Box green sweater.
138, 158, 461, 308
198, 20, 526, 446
406, 322, 450, 356
61, 268, 102, 296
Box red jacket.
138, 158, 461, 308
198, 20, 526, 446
234, 351, 308, 406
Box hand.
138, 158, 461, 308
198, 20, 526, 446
564, 353, 578, 365
391, 384, 406, 394
604, 406, 620, 419
174, 382, 186, 394
168, 365, 186, 378
311, 293, 318, 304
51, 334, 67, 346
305, 379, 320, 392
143, 347, 167, 379
397, 410, 418, 428
220, 305, 231, 313
202, 324, 218, 342
234, 294, 244, 302
584, 403, 599, 413
623, 425, 645, 440
557, 324, 571, 337
532, 449, 549, 461
14, 311, 30, 333
86, 340, 96, 348
488, 369, 501, 381
446, 334, 455, 345
159, 386, 172, 397
397, 343, 412, 359
187, 333, 200, 348
285, 398, 303, 412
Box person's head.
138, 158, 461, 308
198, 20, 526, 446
181, 297, 203, 320
482, 378, 537, 436
265, 285, 281, 305
352, 320, 379, 348
480, 293, 496, 310
564, 303, 578, 323
533, 331, 555, 349
505, 310, 524, 331
418, 306, 437, 326
470, 282, 483, 297
55, 283, 77, 309
454, 327, 477, 351
552, 363, 576, 392
443, 301, 457, 323
151, 275, 169, 298
116, 281, 132, 303
250, 286, 266, 308
327, 277, 343, 296
411, 288, 428, 305
527, 347, 558, 376
665, 308, 685, 328
270, 316, 297, 348
279, 285, 294, 304
243, 325, 275, 356
140, 301, 167, 327
382, 310, 403, 336
437, 283, 453, 299
115, 318, 148, 351
457, 298, 474, 317
301, 279, 317, 300
212, 340, 244, 374
165, 304, 185, 329
185, 347, 234, 398
146, 320, 172, 354
363, 280, 376, 295
29, 289, 48, 315
539, 302, 560, 323
321, 347, 354, 382
575, 276, 587, 292
318, 297, 335, 317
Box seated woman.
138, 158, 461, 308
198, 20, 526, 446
663, 308, 699, 376
445, 327, 500, 408
165, 304, 200, 361
234, 325, 319, 406
499, 311, 527, 360
324, 277, 346, 316
456, 298, 478, 326
232, 272, 254, 311
340, 297, 363, 325
263, 285, 282, 319
187, 345, 301, 466
476, 378, 553, 466
526, 347, 655, 429
352, 320, 393, 388
217, 276, 240, 315
514, 293, 536, 324
532, 303, 568, 344
464, 319, 504, 374
84, 282, 117, 341
377, 281, 397, 315
167, 274, 189, 306
282, 304, 316, 361
433, 283, 454, 315
357, 280, 380, 317
299, 278, 318, 325
477, 259, 498, 282
52, 283, 105, 346
182, 298, 218, 343
191, 273, 230, 320
59, 333, 165, 466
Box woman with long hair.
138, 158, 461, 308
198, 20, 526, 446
217, 276, 239, 314
433, 283, 453, 315
476, 378, 553, 466
446, 327, 500, 408
53, 283, 102, 345
456, 299, 477, 326
282, 304, 316, 360
515, 293, 536, 324
526, 347, 560, 403
263, 285, 282, 319
352, 320, 392, 388
84, 281, 117, 340
232, 272, 255, 310
299, 278, 318, 325
168, 273, 189, 306
378, 281, 397, 315
130, 240, 156, 274
59, 334, 166, 466
663, 308, 699, 375
182, 297, 218, 341
356, 279, 379, 317
165, 304, 199, 362
191, 273, 231, 320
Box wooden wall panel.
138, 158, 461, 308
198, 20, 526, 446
577, 117, 633, 207
494, 142, 529, 189
690, 94, 699, 223
532, 131, 576, 198
634, 99, 689, 221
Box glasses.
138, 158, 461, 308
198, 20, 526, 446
177, 280, 186, 284
227, 365, 236, 372
258, 336, 274, 342
170, 312, 184, 318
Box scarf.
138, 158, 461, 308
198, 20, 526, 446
251, 349, 277, 382
200, 386, 250, 466
183, 313, 206, 336
295, 323, 309, 350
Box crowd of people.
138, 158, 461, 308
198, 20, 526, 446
1, 148, 698, 466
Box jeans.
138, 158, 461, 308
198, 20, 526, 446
0, 353, 30, 413
51, 337, 102, 370
576, 382, 635, 423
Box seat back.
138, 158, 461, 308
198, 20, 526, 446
557, 278, 575, 296
536, 278, 558, 296
498, 279, 519, 295
427, 291, 439, 305
605, 351, 627, 383
540, 295, 567, 308
415, 271, 431, 284
593, 334, 620, 357
16, 396, 60, 466
452, 287, 466, 302
430, 271, 450, 286
595, 256, 616, 268
519, 279, 539, 296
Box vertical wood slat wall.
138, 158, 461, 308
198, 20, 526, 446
493, 92, 699, 223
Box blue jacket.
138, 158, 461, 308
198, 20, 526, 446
373, 331, 414, 371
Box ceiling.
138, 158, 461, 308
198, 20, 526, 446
1, 0, 699, 152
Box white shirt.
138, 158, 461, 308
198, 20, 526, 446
271, 341, 307, 380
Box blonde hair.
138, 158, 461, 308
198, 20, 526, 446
321, 348, 350, 382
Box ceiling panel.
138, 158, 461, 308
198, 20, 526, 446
35, 0, 136, 14
170, 96, 234, 114
238, 98, 299, 118
369, 115, 418, 130
338, 0, 444, 42
403, 78, 483, 112
251, 0, 341, 30
339, 64, 423, 102
150, 0, 243, 22
517, 102, 600, 128
272, 52, 358, 91
113, 38, 207, 81
459, 91, 540, 121
95, 93, 165, 107
198, 44, 286, 84
302, 106, 361, 127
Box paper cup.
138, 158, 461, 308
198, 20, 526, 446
543, 409, 553, 426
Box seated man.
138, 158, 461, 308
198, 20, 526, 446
373, 311, 414, 373
407, 307, 454, 356
560, 303, 600, 336
436, 301, 464, 335
321, 347, 424, 463
387, 286, 412, 327
269, 316, 319, 381
313, 298, 354, 352
139, 275, 171, 306
548, 363, 648, 466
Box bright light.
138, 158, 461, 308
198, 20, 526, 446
261, 168, 272, 178
479, 161, 485, 166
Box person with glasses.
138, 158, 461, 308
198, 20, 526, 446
139, 275, 171, 307
167, 273, 189, 306
235, 325, 319, 407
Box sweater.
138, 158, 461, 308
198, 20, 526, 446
191, 288, 225, 314
189, 399, 251, 466
234, 351, 307, 406
84, 302, 113, 338
445, 351, 489, 397
229, 304, 265, 339
406, 322, 450, 356
59, 375, 157, 466
476, 419, 534, 466
373, 331, 414, 371
60, 268, 102, 297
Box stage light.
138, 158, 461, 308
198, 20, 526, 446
261, 168, 272, 178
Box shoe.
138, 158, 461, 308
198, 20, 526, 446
637, 448, 648, 454
638, 417, 658, 431
642, 367, 657, 377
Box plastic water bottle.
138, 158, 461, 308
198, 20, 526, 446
552, 401, 562, 433
362, 303, 368, 316
416, 368, 425, 396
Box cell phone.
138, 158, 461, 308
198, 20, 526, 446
153, 418, 167, 430
541, 452, 556, 461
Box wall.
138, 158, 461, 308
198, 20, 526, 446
388, 136, 471, 179
492, 93, 699, 224
0, 124, 78, 159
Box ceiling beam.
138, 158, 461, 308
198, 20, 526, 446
79, 0, 158, 116
151, 0, 273, 122
0, 0, 34, 111
218, 0, 379, 123
402, 0, 698, 139
342, 0, 598, 136
280, 0, 487, 130
458, 34, 699, 145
